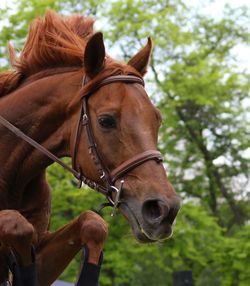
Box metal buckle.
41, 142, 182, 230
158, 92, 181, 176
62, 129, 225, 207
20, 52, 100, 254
82, 114, 88, 125
110, 180, 124, 217
93, 180, 124, 215
100, 171, 106, 179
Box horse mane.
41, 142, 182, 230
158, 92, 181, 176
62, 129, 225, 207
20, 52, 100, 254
0, 10, 95, 96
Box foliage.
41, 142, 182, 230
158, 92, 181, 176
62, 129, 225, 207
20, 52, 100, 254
1, 0, 250, 285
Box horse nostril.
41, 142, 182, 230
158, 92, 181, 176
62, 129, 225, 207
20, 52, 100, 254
142, 200, 169, 225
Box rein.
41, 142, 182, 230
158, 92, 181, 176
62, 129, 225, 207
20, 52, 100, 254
0, 74, 162, 213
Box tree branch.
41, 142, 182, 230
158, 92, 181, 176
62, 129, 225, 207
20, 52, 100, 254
176, 107, 244, 226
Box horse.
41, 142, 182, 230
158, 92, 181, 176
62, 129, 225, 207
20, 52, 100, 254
0, 10, 180, 285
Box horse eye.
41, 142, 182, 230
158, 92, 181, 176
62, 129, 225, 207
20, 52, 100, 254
98, 115, 117, 129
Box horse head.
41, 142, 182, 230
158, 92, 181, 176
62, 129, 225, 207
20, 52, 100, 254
71, 32, 181, 243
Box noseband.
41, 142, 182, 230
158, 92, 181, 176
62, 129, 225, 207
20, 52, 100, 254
0, 74, 163, 213
72, 75, 162, 211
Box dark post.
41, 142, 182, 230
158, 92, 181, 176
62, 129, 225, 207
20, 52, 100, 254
173, 271, 194, 286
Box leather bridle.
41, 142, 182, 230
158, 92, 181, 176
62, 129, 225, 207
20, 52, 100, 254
0, 74, 163, 212
72, 74, 163, 211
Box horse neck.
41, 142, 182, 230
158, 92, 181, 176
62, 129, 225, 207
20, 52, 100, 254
0, 69, 83, 189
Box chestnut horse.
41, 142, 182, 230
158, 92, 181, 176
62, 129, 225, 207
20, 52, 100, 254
0, 11, 180, 285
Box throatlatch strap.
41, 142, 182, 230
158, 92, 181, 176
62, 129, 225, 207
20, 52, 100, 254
75, 245, 103, 286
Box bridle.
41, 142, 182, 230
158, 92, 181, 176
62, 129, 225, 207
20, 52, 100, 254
0, 74, 163, 213
72, 74, 163, 212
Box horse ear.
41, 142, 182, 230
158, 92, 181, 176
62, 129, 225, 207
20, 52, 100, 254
84, 32, 105, 78
128, 37, 153, 76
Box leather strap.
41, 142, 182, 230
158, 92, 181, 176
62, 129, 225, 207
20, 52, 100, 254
81, 97, 111, 183
74, 75, 163, 203
81, 75, 144, 98
110, 150, 162, 183
0, 114, 81, 180
0, 115, 108, 195
72, 74, 147, 192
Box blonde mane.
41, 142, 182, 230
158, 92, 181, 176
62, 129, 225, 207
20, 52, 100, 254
0, 10, 95, 96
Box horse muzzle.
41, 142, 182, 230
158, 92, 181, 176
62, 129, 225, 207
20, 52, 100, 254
119, 195, 181, 243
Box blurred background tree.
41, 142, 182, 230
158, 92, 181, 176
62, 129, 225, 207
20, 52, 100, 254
0, 0, 249, 285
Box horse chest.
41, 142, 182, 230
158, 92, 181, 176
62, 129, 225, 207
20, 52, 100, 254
0, 173, 51, 219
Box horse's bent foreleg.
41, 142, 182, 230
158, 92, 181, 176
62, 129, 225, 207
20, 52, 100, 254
36, 211, 108, 286
0, 210, 36, 284
0, 210, 35, 266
